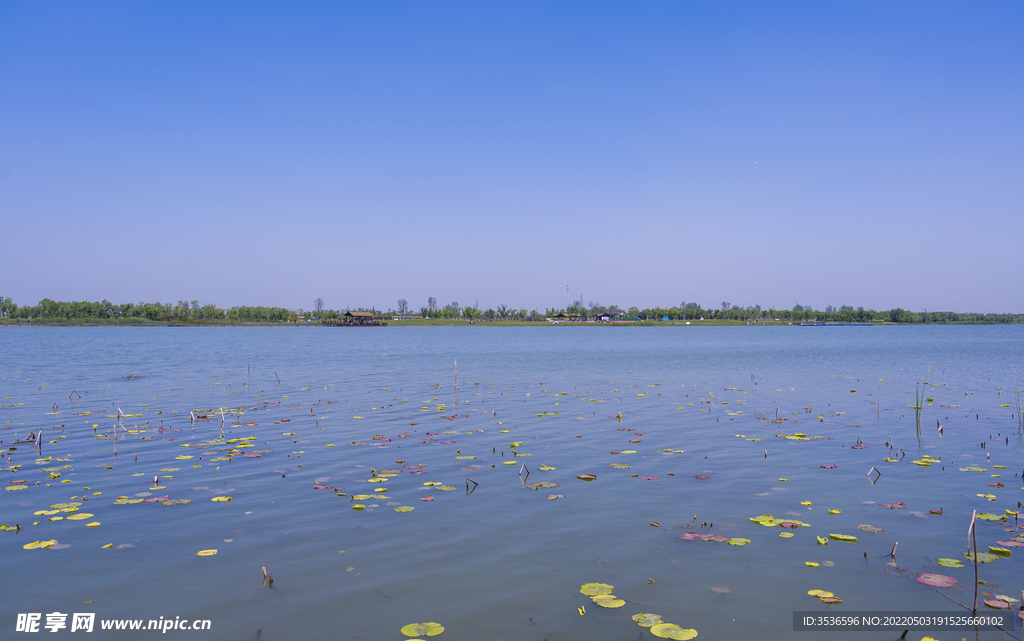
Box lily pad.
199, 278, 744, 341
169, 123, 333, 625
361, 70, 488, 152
727, 538, 751, 546
609, 463, 631, 469
988, 546, 1012, 557
576, 473, 597, 481
66, 513, 95, 521
580, 582, 614, 596
650, 623, 698, 640
525, 481, 559, 490
828, 534, 857, 543
394, 506, 415, 512
856, 525, 884, 533
400, 622, 444, 637
632, 612, 663, 627
938, 558, 965, 568
591, 594, 625, 608
916, 574, 957, 587
984, 599, 1010, 610
977, 512, 1006, 521
196, 549, 217, 556
808, 590, 834, 598
964, 552, 999, 563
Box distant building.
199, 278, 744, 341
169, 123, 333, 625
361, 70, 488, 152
596, 310, 625, 322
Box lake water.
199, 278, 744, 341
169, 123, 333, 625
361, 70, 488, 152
1, 325, 1022, 640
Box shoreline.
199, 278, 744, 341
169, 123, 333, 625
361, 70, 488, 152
0, 319, 1015, 327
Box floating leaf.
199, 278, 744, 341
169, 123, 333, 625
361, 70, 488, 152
805, 562, 819, 567
546, 494, 564, 500
727, 538, 750, 546
591, 594, 625, 608
211, 496, 232, 502
66, 513, 95, 521
964, 552, 999, 563
400, 622, 444, 637
856, 525, 884, 533
580, 582, 613, 595
394, 506, 415, 513
984, 599, 1010, 610
632, 612, 663, 627
807, 590, 834, 598
916, 574, 957, 587
576, 473, 597, 481
609, 463, 632, 469
816, 536, 828, 546
525, 481, 559, 490
779, 532, 795, 538
650, 623, 698, 640
196, 549, 217, 556
988, 546, 1012, 557
938, 558, 964, 568
828, 534, 857, 543
827, 509, 841, 515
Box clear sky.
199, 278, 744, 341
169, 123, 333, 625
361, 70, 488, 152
2, 2, 1021, 313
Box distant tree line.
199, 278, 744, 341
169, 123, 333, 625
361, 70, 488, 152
0, 297, 295, 323
0, 295, 1020, 325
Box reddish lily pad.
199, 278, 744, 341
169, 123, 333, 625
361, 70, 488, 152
916, 574, 957, 588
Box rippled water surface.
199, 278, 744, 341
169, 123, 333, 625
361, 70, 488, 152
1, 325, 1022, 640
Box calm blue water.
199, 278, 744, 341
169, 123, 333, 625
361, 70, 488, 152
1, 325, 1022, 640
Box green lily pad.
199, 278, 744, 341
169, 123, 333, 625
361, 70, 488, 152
632, 612, 663, 627
400, 622, 444, 637
394, 506, 415, 513
988, 546, 1012, 557
580, 582, 613, 596
938, 558, 964, 568
525, 481, 559, 490
828, 534, 857, 543
964, 552, 999, 563
650, 623, 698, 640
609, 463, 632, 469
591, 594, 625, 608
977, 513, 1006, 521
727, 538, 751, 546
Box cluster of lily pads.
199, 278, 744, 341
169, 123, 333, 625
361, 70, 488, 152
581, 583, 697, 639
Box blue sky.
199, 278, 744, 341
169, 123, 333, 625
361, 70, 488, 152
2, 2, 1021, 313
